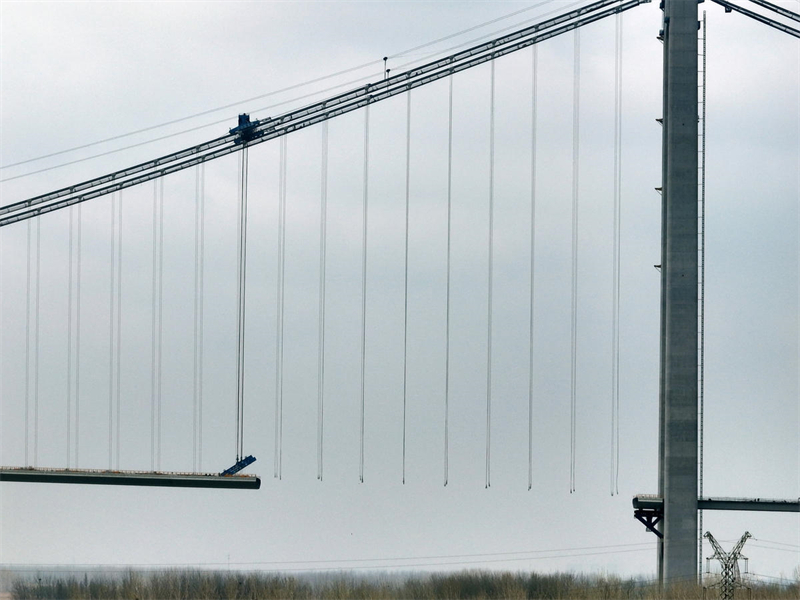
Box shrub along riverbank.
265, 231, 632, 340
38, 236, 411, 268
9, 568, 800, 599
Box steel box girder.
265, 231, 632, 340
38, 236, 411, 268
0, 467, 261, 489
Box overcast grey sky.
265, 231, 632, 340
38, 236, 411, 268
0, 0, 798, 581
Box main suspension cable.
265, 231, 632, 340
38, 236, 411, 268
444, 75, 454, 487
359, 105, 370, 484
611, 12, 623, 497
274, 136, 288, 480
570, 29, 581, 494
486, 59, 496, 490
317, 122, 329, 481
1, 1, 560, 175
2, 0, 652, 227
528, 44, 539, 491
402, 92, 412, 484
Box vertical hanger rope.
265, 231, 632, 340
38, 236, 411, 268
570, 29, 581, 494
444, 74, 454, 487
318, 122, 329, 481
402, 92, 412, 484
486, 60, 496, 490
529, 45, 539, 491
359, 105, 370, 483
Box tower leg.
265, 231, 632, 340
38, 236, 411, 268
659, 0, 699, 587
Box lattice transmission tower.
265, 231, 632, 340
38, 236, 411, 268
703, 531, 752, 600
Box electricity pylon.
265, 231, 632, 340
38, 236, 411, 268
703, 531, 752, 600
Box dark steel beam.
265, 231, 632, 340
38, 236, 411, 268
633, 495, 800, 513
748, 0, 800, 23
711, 0, 800, 37
0, 467, 261, 489
699, 497, 800, 512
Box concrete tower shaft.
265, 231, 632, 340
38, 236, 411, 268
659, 0, 699, 586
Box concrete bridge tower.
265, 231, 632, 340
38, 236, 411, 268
659, 0, 699, 586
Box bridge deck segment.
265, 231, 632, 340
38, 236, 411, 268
0, 467, 261, 489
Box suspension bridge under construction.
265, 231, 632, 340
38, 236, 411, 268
1, 0, 798, 588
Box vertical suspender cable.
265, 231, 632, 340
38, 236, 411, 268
236, 146, 250, 461
528, 45, 538, 491
24, 220, 31, 466
0, 228, 2, 462
616, 15, 623, 495
116, 192, 123, 469
149, 183, 156, 470
108, 194, 116, 469
570, 29, 580, 494
486, 59, 496, 490
242, 149, 250, 457
236, 152, 242, 460
66, 207, 74, 466
199, 163, 205, 471
0, 233, 2, 427
199, 163, 206, 471
275, 136, 287, 479
444, 74, 454, 487
318, 122, 329, 481
193, 165, 205, 472
157, 179, 164, 470
402, 92, 411, 485
611, 13, 623, 496
193, 166, 200, 471
698, 9, 707, 582
75, 205, 82, 467
150, 181, 158, 471
360, 104, 370, 483
33, 217, 40, 467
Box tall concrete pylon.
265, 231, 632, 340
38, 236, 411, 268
658, 0, 699, 587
